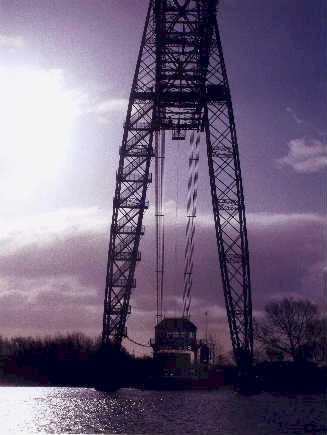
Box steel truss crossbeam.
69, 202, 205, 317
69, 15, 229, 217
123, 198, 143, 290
102, 0, 253, 369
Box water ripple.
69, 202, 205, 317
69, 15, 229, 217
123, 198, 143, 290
0, 386, 325, 434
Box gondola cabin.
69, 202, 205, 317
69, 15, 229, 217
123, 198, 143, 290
151, 318, 197, 380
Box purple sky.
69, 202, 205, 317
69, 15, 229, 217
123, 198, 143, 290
0, 0, 325, 354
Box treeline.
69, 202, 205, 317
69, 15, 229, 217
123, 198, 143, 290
0, 333, 156, 388
0, 331, 325, 393
0, 298, 325, 391
0, 333, 102, 386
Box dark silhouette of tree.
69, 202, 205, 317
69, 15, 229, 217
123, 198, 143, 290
254, 298, 326, 362
0, 333, 103, 385
303, 317, 327, 363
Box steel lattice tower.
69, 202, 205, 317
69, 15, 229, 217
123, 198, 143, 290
102, 0, 253, 369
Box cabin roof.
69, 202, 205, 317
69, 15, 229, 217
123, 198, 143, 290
155, 317, 197, 332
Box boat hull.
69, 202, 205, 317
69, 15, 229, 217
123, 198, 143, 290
145, 365, 224, 390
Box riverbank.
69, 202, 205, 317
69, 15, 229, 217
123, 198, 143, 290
2, 358, 325, 394
0, 334, 325, 393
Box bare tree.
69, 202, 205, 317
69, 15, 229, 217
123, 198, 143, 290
255, 298, 325, 362
304, 317, 327, 363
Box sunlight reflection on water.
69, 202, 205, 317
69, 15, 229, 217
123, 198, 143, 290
0, 386, 325, 434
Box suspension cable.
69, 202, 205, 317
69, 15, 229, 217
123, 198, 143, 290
160, 131, 165, 319
126, 335, 152, 348
155, 130, 165, 323
183, 132, 200, 318
173, 141, 181, 316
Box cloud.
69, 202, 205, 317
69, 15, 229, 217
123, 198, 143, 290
247, 212, 324, 227
91, 98, 128, 114
247, 212, 325, 306
0, 283, 101, 337
276, 137, 327, 173
285, 107, 303, 125
81, 96, 128, 124
0, 207, 108, 254
0, 208, 110, 300
0, 34, 24, 49
285, 107, 325, 138
0, 207, 108, 337
0, 208, 324, 355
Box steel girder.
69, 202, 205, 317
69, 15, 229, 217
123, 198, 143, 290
102, 2, 156, 345
102, 0, 253, 367
203, 16, 253, 367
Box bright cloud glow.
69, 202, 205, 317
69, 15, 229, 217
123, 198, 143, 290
0, 34, 24, 48
84, 97, 128, 124
0, 206, 108, 254
92, 98, 128, 114
0, 67, 81, 199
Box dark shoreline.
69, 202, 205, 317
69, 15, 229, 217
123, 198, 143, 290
1, 334, 325, 394
1, 361, 325, 394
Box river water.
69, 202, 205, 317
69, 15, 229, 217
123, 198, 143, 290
0, 386, 325, 434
